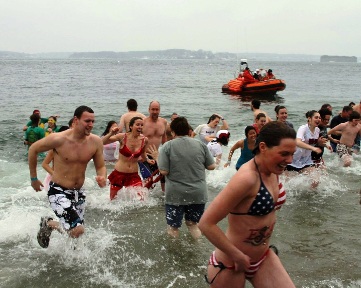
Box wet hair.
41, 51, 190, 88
349, 111, 360, 121
305, 110, 318, 119
251, 99, 261, 109
127, 99, 138, 111
58, 126, 69, 132
102, 120, 117, 136
245, 126, 256, 137
321, 103, 332, 110
48, 116, 57, 122
255, 113, 266, 120
318, 108, 332, 120
268, 69, 272, 73
30, 113, 40, 126
170, 117, 190, 136
349, 102, 356, 107
342, 105, 353, 113
274, 105, 286, 115
253, 121, 296, 154
128, 116, 143, 132
207, 114, 221, 124
74, 106, 94, 119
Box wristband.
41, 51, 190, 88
221, 118, 225, 120
31, 177, 38, 181
226, 160, 231, 164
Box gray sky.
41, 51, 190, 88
1, 0, 360, 56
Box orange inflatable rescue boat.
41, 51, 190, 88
222, 60, 286, 97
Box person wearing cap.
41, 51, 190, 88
24, 113, 45, 150
242, 67, 257, 84
157, 117, 216, 239
207, 130, 230, 166
23, 110, 49, 131
193, 114, 229, 145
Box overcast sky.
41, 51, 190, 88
1, 0, 360, 56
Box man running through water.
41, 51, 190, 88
28, 105, 107, 248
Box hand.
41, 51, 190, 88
110, 127, 120, 135
224, 163, 230, 168
232, 251, 251, 272
95, 176, 107, 188
146, 144, 159, 162
313, 147, 322, 154
147, 158, 156, 165
31, 179, 44, 192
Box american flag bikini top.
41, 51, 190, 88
230, 159, 286, 216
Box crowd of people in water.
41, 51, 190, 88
24, 98, 361, 287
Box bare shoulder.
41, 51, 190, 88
224, 163, 258, 196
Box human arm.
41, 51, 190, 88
42, 150, 54, 175
224, 140, 244, 168
28, 135, 61, 191
93, 137, 107, 188
161, 119, 168, 144
218, 115, 229, 130
146, 144, 159, 162
141, 139, 156, 165
296, 138, 322, 153
198, 171, 255, 271
102, 127, 121, 145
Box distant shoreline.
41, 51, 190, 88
0, 49, 359, 62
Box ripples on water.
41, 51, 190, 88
0, 59, 360, 287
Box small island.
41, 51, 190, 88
320, 55, 357, 63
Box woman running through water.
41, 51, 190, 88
224, 126, 257, 170
199, 122, 297, 288
102, 116, 154, 200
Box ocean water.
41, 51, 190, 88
0, 59, 360, 288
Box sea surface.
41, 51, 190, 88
0, 59, 360, 288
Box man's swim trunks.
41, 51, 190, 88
47, 181, 86, 231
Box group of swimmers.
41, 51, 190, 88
26, 98, 360, 287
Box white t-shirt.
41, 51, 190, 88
194, 124, 221, 145
207, 140, 222, 157
290, 124, 320, 168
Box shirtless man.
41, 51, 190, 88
29, 105, 107, 248
165, 112, 178, 141
142, 101, 168, 190
328, 111, 361, 167
251, 99, 272, 123
119, 99, 146, 132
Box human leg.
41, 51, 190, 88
108, 169, 126, 200
184, 204, 205, 240
165, 204, 184, 238
206, 251, 246, 288
250, 249, 295, 288
47, 185, 86, 242
336, 144, 352, 167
